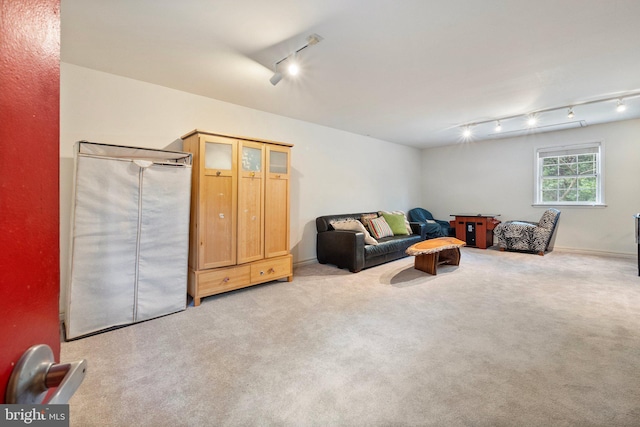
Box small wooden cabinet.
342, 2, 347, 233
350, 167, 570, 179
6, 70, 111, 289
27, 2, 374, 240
450, 214, 501, 249
182, 130, 293, 305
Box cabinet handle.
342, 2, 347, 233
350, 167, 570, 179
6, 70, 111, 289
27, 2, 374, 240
268, 268, 275, 274
250, 172, 255, 177
216, 171, 221, 176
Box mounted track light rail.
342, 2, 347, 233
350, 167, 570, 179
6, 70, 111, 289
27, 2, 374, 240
458, 91, 640, 138
270, 33, 323, 86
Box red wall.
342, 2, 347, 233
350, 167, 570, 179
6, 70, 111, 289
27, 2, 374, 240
0, 0, 61, 402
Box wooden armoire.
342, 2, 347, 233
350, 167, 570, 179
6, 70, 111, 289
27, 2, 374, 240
181, 130, 293, 306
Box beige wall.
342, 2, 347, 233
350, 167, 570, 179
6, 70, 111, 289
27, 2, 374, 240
420, 119, 640, 255
60, 63, 423, 312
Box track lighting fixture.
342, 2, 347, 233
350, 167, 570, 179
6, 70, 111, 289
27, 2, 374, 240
457, 91, 639, 139
269, 33, 323, 86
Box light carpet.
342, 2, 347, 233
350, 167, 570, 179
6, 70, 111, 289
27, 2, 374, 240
61, 248, 640, 426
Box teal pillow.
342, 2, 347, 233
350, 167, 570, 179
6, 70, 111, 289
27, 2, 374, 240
382, 212, 409, 235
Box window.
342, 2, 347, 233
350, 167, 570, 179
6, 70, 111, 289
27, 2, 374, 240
534, 142, 604, 206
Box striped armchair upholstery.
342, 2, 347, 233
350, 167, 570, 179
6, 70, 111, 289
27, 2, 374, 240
494, 209, 561, 256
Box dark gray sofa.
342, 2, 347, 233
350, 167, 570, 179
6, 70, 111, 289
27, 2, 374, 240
316, 212, 426, 272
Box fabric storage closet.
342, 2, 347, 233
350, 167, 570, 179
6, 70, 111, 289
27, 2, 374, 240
65, 141, 192, 340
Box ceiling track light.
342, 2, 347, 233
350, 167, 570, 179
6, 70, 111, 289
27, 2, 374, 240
457, 90, 640, 132
269, 33, 323, 86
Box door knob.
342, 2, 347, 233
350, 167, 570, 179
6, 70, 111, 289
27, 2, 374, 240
6, 344, 87, 404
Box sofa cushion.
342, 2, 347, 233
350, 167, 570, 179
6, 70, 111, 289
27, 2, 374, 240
360, 215, 376, 234
380, 210, 413, 234
330, 219, 379, 245
316, 212, 379, 233
381, 212, 409, 235
360, 213, 379, 225
364, 234, 423, 258
367, 216, 394, 239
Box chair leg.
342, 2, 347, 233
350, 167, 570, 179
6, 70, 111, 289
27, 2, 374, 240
499, 248, 505, 252
537, 251, 544, 256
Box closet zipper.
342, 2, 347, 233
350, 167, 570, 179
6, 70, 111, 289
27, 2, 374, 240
132, 165, 144, 322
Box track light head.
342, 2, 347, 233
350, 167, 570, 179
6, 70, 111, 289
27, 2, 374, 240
567, 107, 575, 119
527, 115, 538, 127
495, 121, 502, 132
269, 72, 283, 86
617, 99, 626, 112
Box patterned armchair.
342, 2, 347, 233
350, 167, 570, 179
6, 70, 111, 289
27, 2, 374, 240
494, 208, 561, 256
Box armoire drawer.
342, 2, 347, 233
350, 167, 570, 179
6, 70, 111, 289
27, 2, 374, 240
250, 255, 292, 283
196, 265, 251, 295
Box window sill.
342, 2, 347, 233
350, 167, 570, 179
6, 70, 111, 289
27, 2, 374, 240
532, 203, 607, 208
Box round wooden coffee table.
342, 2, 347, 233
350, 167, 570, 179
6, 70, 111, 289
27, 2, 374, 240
406, 237, 466, 275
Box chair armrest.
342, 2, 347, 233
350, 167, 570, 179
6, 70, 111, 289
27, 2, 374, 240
505, 220, 538, 226
316, 230, 365, 272
410, 222, 427, 240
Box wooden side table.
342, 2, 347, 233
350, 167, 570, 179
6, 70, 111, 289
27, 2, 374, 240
450, 214, 501, 249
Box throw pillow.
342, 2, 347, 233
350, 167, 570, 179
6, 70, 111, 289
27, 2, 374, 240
360, 213, 378, 234
381, 212, 409, 235
330, 219, 379, 245
380, 210, 413, 234
360, 213, 378, 230
368, 216, 394, 239
360, 213, 378, 226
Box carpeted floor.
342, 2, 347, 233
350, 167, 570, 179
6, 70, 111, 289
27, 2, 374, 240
61, 248, 640, 426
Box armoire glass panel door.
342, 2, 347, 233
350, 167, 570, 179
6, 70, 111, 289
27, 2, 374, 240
269, 150, 288, 174
205, 142, 233, 170
237, 142, 264, 264
265, 146, 290, 258
241, 146, 262, 172
201, 138, 237, 268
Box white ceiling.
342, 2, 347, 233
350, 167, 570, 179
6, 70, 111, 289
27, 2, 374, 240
61, 0, 640, 148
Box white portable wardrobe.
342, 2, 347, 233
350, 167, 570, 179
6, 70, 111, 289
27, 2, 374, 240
66, 142, 192, 339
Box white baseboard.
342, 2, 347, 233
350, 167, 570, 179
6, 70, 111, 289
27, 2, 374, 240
293, 258, 319, 267
552, 246, 636, 259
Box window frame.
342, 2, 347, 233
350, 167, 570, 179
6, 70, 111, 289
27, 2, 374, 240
533, 141, 605, 207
